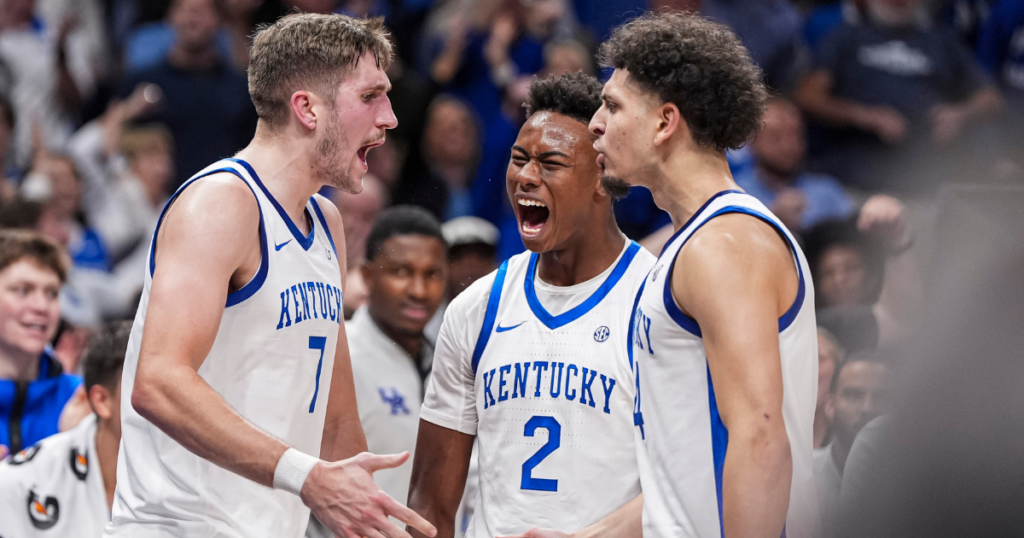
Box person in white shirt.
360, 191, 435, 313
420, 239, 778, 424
0, 321, 129, 537
309, 206, 448, 538
408, 72, 655, 538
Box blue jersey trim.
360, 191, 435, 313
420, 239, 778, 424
309, 196, 338, 258
525, 241, 642, 330
662, 206, 806, 336
229, 158, 316, 251
659, 190, 744, 257
628, 279, 647, 438
148, 164, 269, 308
471, 260, 509, 375
707, 366, 729, 538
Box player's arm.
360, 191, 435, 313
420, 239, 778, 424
313, 194, 368, 463
132, 177, 434, 538
407, 421, 475, 538
673, 214, 797, 538
498, 494, 644, 538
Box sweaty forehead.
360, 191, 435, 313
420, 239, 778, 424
520, 111, 593, 154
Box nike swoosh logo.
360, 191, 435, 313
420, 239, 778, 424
496, 321, 525, 333
275, 239, 292, 251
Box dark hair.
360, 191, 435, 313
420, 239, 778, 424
599, 12, 768, 151
525, 72, 603, 124
0, 229, 70, 282
829, 348, 891, 394
365, 205, 446, 261
83, 321, 132, 392
804, 219, 885, 308
0, 198, 43, 229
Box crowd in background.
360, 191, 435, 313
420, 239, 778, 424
0, 0, 1022, 536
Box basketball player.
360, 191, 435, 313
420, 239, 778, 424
588, 12, 820, 538
104, 14, 435, 538
407, 72, 654, 538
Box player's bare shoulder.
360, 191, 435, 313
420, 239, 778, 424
153, 171, 262, 285
675, 213, 798, 313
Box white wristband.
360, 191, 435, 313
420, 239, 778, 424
273, 448, 320, 496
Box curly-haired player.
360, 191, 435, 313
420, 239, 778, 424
587, 12, 820, 538
406, 71, 654, 538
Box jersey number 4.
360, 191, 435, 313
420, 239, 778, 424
521, 415, 560, 492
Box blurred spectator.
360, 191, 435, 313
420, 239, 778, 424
542, 39, 594, 76
0, 230, 81, 455
0, 96, 17, 202
815, 327, 844, 449
21, 154, 110, 272
735, 97, 854, 232
395, 96, 480, 220
795, 0, 1002, 194
351, 206, 446, 503
0, 0, 99, 166
702, 0, 806, 90
806, 194, 921, 348
804, 0, 867, 52
124, 0, 237, 73
0, 321, 128, 536
425, 215, 499, 342
814, 352, 892, 538
427, 0, 569, 126
976, 0, 1024, 167
68, 108, 173, 263
119, 0, 258, 190
333, 174, 389, 319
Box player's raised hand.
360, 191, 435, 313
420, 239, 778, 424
300, 451, 437, 538
497, 528, 572, 538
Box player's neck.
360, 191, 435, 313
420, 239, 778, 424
0, 342, 39, 382
537, 214, 626, 287
95, 419, 119, 510
653, 148, 739, 231
235, 131, 321, 233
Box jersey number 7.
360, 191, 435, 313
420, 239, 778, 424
308, 336, 327, 412
521, 415, 561, 492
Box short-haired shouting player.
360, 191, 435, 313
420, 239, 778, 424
407, 72, 655, 538
103, 14, 435, 538
589, 12, 820, 538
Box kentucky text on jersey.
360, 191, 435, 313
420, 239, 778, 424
481, 361, 618, 414
276, 281, 343, 329
633, 306, 655, 356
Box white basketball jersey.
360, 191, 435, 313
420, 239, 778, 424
105, 159, 343, 538
632, 190, 819, 538
422, 241, 655, 538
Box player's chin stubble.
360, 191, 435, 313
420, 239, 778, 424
601, 175, 631, 200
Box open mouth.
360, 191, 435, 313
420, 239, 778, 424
21, 321, 48, 337
357, 140, 384, 169
517, 198, 550, 236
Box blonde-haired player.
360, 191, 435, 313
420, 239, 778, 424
104, 14, 435, 538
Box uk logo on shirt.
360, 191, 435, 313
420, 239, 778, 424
378, 387, 410, 415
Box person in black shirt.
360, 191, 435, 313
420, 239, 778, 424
119, 0, 257, 191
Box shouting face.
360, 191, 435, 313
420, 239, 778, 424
318, 52, 397, 194
507, 111, 606, 253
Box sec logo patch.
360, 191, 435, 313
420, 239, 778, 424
594, 326, 610, 342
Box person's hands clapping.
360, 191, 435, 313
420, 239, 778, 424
300, 451, 436, 538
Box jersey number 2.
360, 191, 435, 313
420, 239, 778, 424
308, 336, 327, 412
521, 415, 560, 492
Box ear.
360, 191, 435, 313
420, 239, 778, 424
289, 91, 319, 131
653, 102, 685, 147
824, 394, 835, 422
87, 384, 113, 421
359, 258, 374, 291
